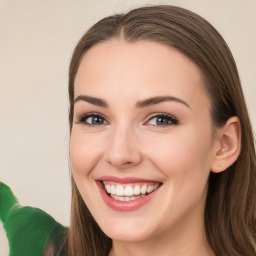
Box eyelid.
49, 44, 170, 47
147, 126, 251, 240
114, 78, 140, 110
75, 112, 109, 125
144, 112, 179, 126
75, 112, 179, 127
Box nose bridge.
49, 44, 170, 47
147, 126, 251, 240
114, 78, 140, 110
105, 120, 142, 168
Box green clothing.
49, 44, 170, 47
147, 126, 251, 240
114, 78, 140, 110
0, 182, 67, 256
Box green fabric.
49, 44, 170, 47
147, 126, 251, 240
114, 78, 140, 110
0, 182, 68, 256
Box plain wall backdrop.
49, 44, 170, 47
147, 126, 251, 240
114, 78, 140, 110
1, 0, 255, 254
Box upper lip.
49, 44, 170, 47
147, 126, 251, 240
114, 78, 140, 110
96, 176, 162, 184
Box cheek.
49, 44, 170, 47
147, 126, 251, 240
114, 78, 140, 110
69, 131, 105, 210
143, 130, 213, 221
144, 129, 213, 179
70, 131, 103, 176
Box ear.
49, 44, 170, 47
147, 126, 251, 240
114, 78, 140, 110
211, 116, 241, 173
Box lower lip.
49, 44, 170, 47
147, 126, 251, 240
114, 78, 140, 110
97, 181, 161, 212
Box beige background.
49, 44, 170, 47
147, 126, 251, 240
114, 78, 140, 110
0, 0, 255, 254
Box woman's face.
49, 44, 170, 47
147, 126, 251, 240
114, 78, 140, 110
70, 39, 218, 243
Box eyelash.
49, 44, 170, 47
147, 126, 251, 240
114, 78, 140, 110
75, 112, 179, 127
75, 113, 108, 126
146, 113, 179, 127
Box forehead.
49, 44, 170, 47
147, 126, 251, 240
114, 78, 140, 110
74, 39, 209, 109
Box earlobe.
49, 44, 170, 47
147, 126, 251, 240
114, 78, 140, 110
211, 116, 241, 173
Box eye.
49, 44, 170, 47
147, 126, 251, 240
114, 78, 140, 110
76, 113, 108, 126
146, 113, 178, 126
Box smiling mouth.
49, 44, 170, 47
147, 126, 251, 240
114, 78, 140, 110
102, 181, 161, 202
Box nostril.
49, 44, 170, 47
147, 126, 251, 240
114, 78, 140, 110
106, 159, 136, 168
123, 161, 133, 166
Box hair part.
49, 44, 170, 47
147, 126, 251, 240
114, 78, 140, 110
65, 5, 256, 256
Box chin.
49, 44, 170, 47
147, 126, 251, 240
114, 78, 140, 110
105, 228, 151, 243
98, 216, 156, 242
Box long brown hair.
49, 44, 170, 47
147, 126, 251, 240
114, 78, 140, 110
64, 5, 256, 256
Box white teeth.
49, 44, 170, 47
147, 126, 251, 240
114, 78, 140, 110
133, 185, 140, 195
140, 185, 147, 195
116, 185, 124, 196
110, 185, 116, 194
105, 184, 111, 193
154, 183, 159, 190
110, 194, 145, 201
124, 186, 133, 196
147, 185, 154, 193
104, 182, 160, 197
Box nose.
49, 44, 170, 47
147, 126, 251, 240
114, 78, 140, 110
105, 125, 142, 169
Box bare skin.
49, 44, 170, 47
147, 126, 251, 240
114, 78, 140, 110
71, 39, 240, 256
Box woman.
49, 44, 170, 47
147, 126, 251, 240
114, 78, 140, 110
65, 5, 256, 256
0, 4, 254, 256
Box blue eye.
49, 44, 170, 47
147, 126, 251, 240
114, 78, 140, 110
76, 113, 178, 127
76, 113, 108, 126
147, 114, 178, 126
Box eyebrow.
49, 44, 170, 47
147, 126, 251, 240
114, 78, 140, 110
74, 95, 108, 107
136, 96, 190, 108
74, 95, 190, 108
